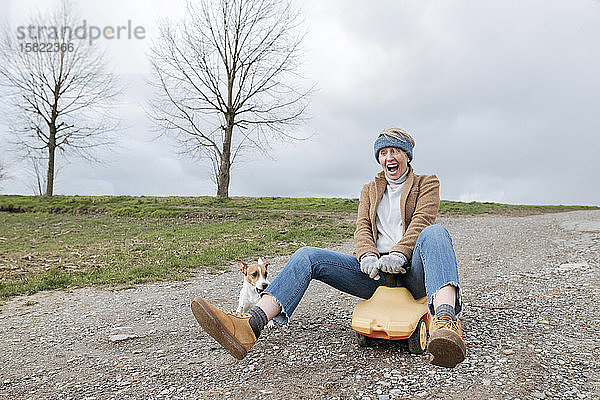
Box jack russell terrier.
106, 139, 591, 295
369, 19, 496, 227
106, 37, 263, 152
236, 258, 271, 315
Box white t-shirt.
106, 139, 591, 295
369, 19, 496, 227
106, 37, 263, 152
375, 169, 408, 253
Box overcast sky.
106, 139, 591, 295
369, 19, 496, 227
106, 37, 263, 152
1, 0, 599, 205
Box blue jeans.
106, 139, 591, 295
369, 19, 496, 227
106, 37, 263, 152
263, 224, 462, 325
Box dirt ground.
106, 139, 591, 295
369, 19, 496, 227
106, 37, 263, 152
1, 210, 599, 400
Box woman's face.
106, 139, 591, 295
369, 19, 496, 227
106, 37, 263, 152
378, 147, 409, 180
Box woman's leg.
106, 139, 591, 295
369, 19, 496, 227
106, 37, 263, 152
401, 224, 465, 368
255, 293, 282, 320
262, 246, 385, 325
191, 246, 383, 360
401, 224, 462, 315
432, 285, 457, 310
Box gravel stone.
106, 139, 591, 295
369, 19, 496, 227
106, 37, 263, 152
0, 211, 599, 399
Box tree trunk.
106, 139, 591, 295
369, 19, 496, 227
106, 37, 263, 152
216, 116, 234, 198
216, 157, 230, 198
44, 127, 56, 197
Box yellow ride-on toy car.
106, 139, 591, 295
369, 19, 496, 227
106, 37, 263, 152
351, 284, 431, 354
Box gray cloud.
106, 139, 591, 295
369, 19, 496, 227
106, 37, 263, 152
1, 0, 599, 205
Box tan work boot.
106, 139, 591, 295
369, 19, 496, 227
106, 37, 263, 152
191, 297, 257, 360
427, 315, 466, 368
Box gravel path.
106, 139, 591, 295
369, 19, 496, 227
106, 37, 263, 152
1, 211, 599, 400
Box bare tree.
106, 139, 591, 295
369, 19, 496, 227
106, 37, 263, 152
0, 1, 121, 196
148, 0, 312, 197
25, 152, 49, 196
0, 160, 7, 191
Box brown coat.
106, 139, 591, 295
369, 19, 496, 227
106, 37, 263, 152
353, 166, 440, 261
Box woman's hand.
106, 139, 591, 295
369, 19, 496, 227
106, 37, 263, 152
379, 252, 408, 274
360, 253, 381, 280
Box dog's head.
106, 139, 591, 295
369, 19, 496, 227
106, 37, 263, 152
237, 257, 270, 294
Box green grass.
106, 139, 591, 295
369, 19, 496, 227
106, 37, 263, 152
0, 195, 360, 216
0, 203, 354, 299
439, 200, 598, 215
0, 195, 597, 299
1, 195, 596, 217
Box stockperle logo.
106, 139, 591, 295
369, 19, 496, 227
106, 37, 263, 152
16, 20, 146, 46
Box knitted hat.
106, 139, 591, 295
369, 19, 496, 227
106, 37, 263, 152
374, 128, 415, 162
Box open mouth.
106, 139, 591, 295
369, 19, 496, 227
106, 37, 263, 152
386, 163, 399, 174
256, 285, 268, 294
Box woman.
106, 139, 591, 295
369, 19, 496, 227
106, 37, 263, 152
191, 128, 466, 368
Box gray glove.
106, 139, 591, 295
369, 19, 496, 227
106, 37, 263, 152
360, 253, 381, 280
379, 252, 408, 274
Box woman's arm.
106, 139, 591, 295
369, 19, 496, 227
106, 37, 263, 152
353, 183, 379, 260
391, 175, 440, 259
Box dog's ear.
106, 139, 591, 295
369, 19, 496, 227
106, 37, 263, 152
258, 257, 269, 268
237, 259, 248, 274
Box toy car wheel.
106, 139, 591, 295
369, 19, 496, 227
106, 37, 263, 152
407, 317, 428, 354
355, 332, 372, 347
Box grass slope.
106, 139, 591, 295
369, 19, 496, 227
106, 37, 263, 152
0, 195, 596, 299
